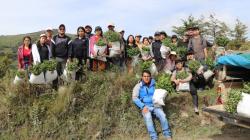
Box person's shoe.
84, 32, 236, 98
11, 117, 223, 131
194, 107, 199, 115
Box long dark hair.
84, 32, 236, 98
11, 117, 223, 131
22, 36, 32, 48
77, 26, 85, 37
126, 35, 135, 45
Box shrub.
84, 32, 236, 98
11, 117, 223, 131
104, 31, 120, 42
187, 60, 201, 73
156, 73, 175, 94
126, 47, 140, 57
29, 63, 44, 75
176, 71, 189, 80
96, 38, 107, 46
67, 58, 79, 71
225, 89, 242, 114
216, 36, 230, 47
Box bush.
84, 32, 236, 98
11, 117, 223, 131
216, 36, 230, 47
42, 60, 57, 71
187, 60, 201, 73
205, 57, 215, 70
96, 38, 107, 46
67, 58, 79, 71
104, 31, 120, 42
176, 71, 189, 80
156, 73, 175, 94
225, 89, 242, 114
126, 47, 140, 57
29, 63, 44, 75
162, 38, 177, 51
140, 61, 153, 71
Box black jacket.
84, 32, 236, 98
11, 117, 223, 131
152, 40, 162, 60
51, 34, 71, 59
68, 37, 89, 61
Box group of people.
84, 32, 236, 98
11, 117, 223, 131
17, 23, 214, 140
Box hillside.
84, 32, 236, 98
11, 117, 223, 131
0, 31, 250, 139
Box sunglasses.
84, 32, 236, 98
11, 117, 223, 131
59, 28, 65, 31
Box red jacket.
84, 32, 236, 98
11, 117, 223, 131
17, 45, 32, 69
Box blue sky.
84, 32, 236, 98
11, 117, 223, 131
0, 0, 250, 38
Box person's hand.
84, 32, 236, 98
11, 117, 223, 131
142, 106, 149, 114
175, 79, 180, 85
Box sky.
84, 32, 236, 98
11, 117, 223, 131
0, 0, 250, 38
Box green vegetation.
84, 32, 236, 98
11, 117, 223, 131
216, 36, 230, 47
205, 57, 215, 70
29, 63, 44, 75
42, 60, 57, 71
104, 31, 120, 42
95, 38, 107, 46
162, 38, 177, 51
187, 60, 201, 73
126, 47, 140, 57
142, 47, 150, 52
225, 89, 242, 114
176, 71, 189, 80
140, 61, 153, 71
67, 58, 79, 71
156, 73, 175, 94
16, 70, 26, 79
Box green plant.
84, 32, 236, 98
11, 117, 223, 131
216, 36, 230, 47
176, 46, 188, 58
104, 31, 120, 42
156, 73, 174, 94
187, 60, 201, 72
140, 61, 153, 71
205, 57, 215, 70
95, 38, 107, 46
42, 60, 57, 71
176, 71, 189, 80
67, 58, 79, 71
162, 38, 177, 51
16, 70, 26, 79
225, 89, 242, 114
29, 63, 43, 75
142, 47, 150, 52
242, 82, 250, 94
126, 47, 140, 57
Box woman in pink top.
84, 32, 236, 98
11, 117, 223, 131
89, 26, 107, 71
17, 36, 32, 70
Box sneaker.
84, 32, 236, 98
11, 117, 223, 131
194, 107, 199, 115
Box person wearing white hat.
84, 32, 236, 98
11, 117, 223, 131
31, 34, 51, 64
164, 51, 177, 73
107, 22, 115, 32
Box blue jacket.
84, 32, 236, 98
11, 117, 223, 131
132, 79, 156, 109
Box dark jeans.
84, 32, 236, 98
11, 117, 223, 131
190, 82, 198, 108
75, 59, 84, 81
52, 57, 67, 90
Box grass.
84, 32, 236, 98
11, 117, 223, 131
0, 54, 250, 140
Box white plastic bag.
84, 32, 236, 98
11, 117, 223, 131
94, 44, 107, 55
29, 72, 46, 84
109, 48, 120, 57
150, 63, 158, 76
237, 93, 250, 117
45, 70, 58, 83
131, 55, 139, 67
160, 45, 170, 59
203, 70, 214, 81
177, 82, 190, 92
110, 41, 120, 51
13, 75, 23, 84
153, 89, 168, 106
63, 69, 76, 82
